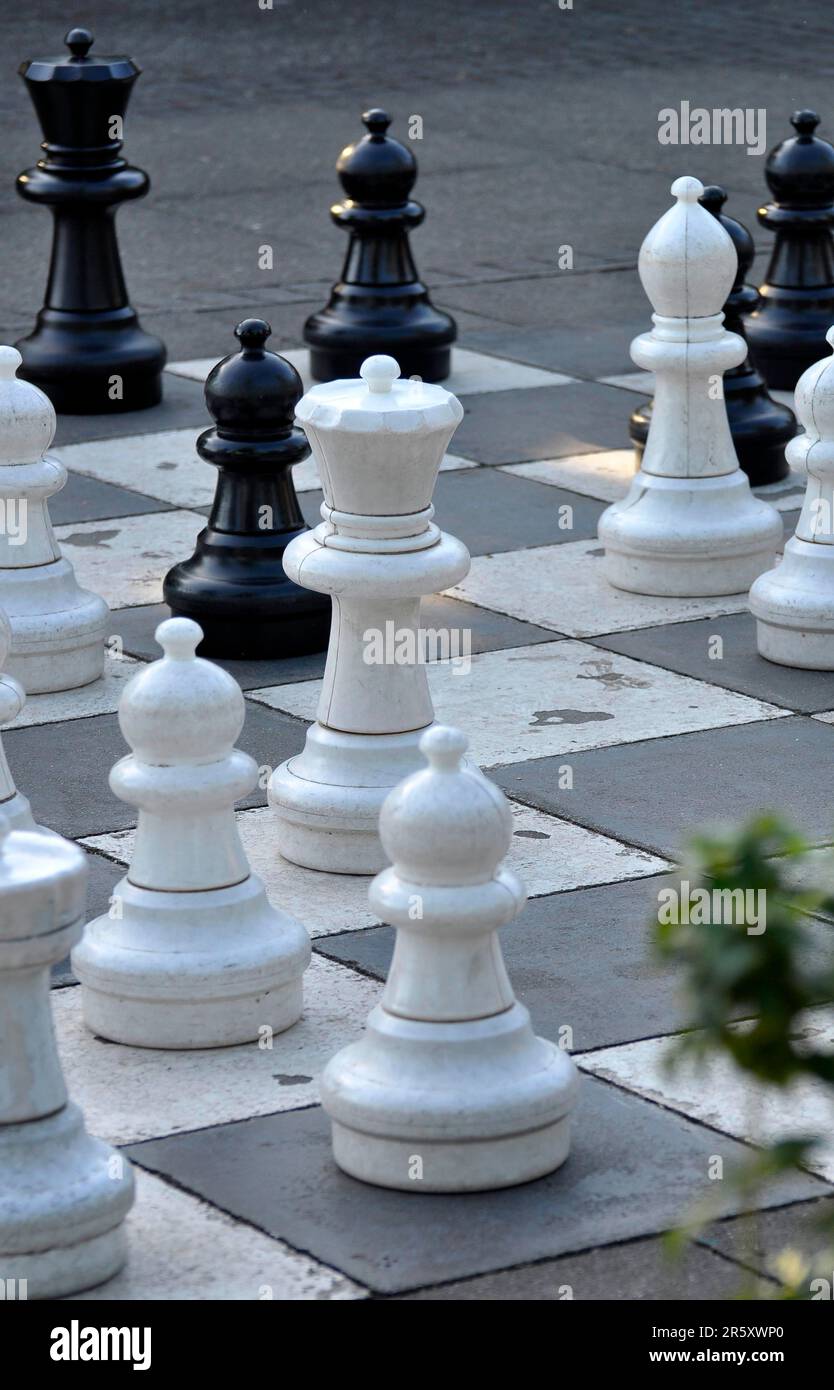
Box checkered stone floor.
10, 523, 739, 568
20, 336, 834, 1302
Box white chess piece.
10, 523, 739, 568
599, 177, 782, 596
0, 821, 134, 1297
0, 346, 108, 692
321, 725, 578, 1192
0, 607, 36, 831
269, 355, 470, 875
72, 617, 311, 1048
751, 326, 834, 665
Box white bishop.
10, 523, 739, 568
72, 617, 311, 1048
751, 327, 834, 666
599, 177, 781, 596
321, 725, 578, 1192
0, 346, 108, 691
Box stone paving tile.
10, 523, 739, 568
76, 1169, 364, 1301
463, 323, 645, 381
701, 1196, 834, 1289
451, 381, 632, 465
251, 640, 786, 770
54, 510, 207, 612
395, 1234, 761, 1301
124, 1077, 825, 1296
5, 652, 143, 730
315, 878, 834, 1052
83, 802, 669, 944
431, 467, 605, 554
50, 470, 175, 526
451, 539, 766, 636
492, 717, 834, 859
580, 1008, 834, 1183
593, 611, 834, 715
4, 700, 303, 839
55, 954, 380, 1146
52, 374, 208, 447
166, 346, 574, 395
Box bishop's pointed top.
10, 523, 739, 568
638, 174, 737, 319
336, 107, 417, 207
765, 109, 834, 209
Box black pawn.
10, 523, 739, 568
15, 28, 165, 414
744, 110, 834, 390
629, 185, 796, 487
163, 320, 330, 659
304, 108, 456, 382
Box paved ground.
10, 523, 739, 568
6, 0, 834, 1304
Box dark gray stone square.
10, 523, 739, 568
52, 473, 174, 526
703, 1196, 834, 1283
53, 374, 208, 446
492, 717, 834, 858
464, 323, 646, 381
51, 849, 125, 989
593, 612, 834, 714
126, 1077, 825, 1295
451, 382, 631, 465
316, 879, 834, 1051
4, 702, 305, 839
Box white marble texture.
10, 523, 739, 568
82, 800, 671, 936
579, 1007, 834, 1181
76, 1169, 364, 1301
450, 539, 759, 636
250, 639, 787, 767
59, 427, 476, 507
5, 650, 142, 729
55, 510, 205, 610
166, 346, 574, 397
56, 954, 380, 1145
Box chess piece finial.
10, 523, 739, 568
630, 183, 796, 486
0, 347, 108, 692
269, 356, 469, 873
72, 618, 311, 1047
15, 28, 166, 412
600, 177, 782, 597
744, 109, 834, 389
321, 724, 578, 1191
162, 320, 330, 658
751, 325, 834, 666
303, 108, 456, 383
0, 822, 134, 1295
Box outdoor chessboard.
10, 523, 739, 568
18, 338, 834, 1302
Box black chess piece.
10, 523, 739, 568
629, 186, 796, 487
304, 108, 456, 382
744, 110, 834, 390
15, 28, 165, 414
163, 320, 330, 659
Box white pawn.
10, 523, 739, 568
751, 328, 834, 665
269, 355, 470, 875
599, 177, 782, 596
0, 347, 108, 692
0, 821, 134, 1297
72, 618, 311, 1048
321, 726, 578, 1192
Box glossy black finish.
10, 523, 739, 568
744, 111, 834, 391
630, 186, 796, 486
163, 321, 330, 659
304, 109, 456, 382
15, 29, 165, 414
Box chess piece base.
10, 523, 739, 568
269, 723, 439, 874
0, 1102, 133, 1299
15, 308, 165, 415
751, 536, 834, 667
322, 1002, 577, 1192
599, 470, 782, 596
0, 790, 36, 832
163, 563, 331, 659
630, 388, 795, 487
305, 294, 455, 383
1, 558, 108, 693
72, 872, 311, 1048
